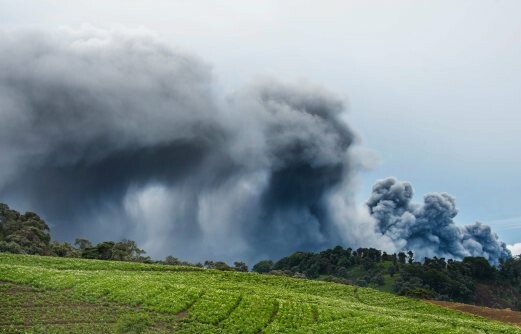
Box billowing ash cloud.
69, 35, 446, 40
0, 27, 392, 263
367, 177, 511, 265
0, 27, 510, 264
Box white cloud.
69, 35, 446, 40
507, 243, 521, 256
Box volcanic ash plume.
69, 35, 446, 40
367, 177, 511, 265
0, 27, 376, 262
0, 28, 510, 264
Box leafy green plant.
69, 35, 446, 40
115, 313, 152, 334
0, 253, 520, 333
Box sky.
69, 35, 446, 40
0, 0, 520, 256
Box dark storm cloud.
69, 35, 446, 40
367, 177, 511, 265
0, 28, 359, 262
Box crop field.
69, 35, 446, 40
0, 253, 520, 333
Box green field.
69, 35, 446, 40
0, 253, 519, 333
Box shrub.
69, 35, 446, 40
115, 313, 152, 334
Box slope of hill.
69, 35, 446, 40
0, 253, 519, 333
256, 246, 521, 310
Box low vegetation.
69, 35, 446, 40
2, 201, 520, 312
1, 253, 520, 333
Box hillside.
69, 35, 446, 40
0, 254, 519, 333
255, 247, 521, 310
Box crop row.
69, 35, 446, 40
1, 254, 520, 333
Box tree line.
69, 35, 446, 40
0, 203, 247, 271
251, 246, 521, 310
1, 202, 519, 309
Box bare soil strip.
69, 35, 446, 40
429, 300, 521, 327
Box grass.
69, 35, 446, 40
0, 253, 520, 333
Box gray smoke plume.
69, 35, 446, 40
0, 27, 509, 264
0, 27, 384, 263
367, 177, 511, 265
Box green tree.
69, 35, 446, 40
0, 203, 51, 255
234, 261, 248, 272
252, 260, 274, 273
74, 238, 92, 250
398, 252, 407, 264
50, 241, 80, 257
463, 257, 496, 280
407, 250, 414, 264
165, 255, 181, 265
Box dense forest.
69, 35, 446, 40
252, 246, 521, 310
1, 202, 520, 310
